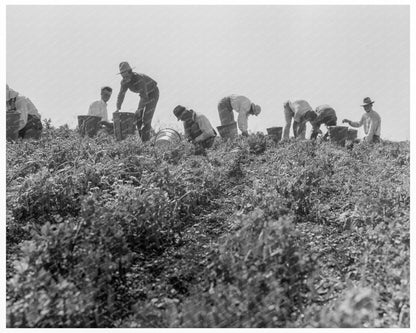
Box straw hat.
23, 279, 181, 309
361, 97, 375, 106
118, 61, 135, 74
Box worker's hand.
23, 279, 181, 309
342, 119, 350, 124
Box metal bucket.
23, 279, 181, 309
266, 127, 283, 142
154, 128, 182, 148
78, 115, 101, 137
217, 121, 238, 139
113, 112, 136, 141
6, 112, 21, 142
346, 128, 358, 141
328, 126, 348, 146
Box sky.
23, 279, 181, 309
5, 4, 411, 140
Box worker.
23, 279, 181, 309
342, 97, 381, 143
217, 94, 261, 137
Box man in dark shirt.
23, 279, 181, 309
115, 61, 159, 142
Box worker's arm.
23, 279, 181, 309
116, 82, 128, 111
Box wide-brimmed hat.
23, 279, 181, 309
251, 103, 261, 116
173, 105, 187, 121
118, 61, 135, 74
361, 97, 375, 106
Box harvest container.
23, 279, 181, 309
78, 115, 101, 137
6, 112, 21, 142
113, 112, 136, 141
154, 128, 182, 148
266, 127, 283, 142
346, 128, 358, 141
328, 126, 348, 146
217, 121, 238, 139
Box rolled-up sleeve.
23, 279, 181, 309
350, 114, 365, 128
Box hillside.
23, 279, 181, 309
6, 124, 410, 328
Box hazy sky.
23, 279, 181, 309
6, 4, 410, 140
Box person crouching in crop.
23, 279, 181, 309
6, 84, 43, 139
173, 105, 217, 151
309, 104, 338, 140
88, 86, 114, 134
283, 99, 314, 139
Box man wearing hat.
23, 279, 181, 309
342, 97, 381, 143
283, 99, 314, 139
217, 94, 261, 137
6, 84, 42, 139
115, 61, 159, 142
173, 105, 217, 149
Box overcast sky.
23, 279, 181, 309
6, 4, 410, 140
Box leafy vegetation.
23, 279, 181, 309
6, 123, 410, 328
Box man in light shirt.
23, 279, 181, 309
6, 84, 42, 139
88, 86, 113, 132
342, 97, 381, 143
217, 95, 261, 136
283, 99, 314, 139
173, 105, 217, 150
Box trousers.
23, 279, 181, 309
136, 86, 159, 142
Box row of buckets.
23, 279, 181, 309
76, 114, 360, 146
78, 112, 136, 141
9, 110, 356, 146
78, 112, 183, 147
217, 122, 358, 145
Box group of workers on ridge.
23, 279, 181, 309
6, 61, 382, 147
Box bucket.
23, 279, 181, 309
328, 126, 348, 146
6, 112, 21, 142
346, 128, 358, 141
216, 121, 238, 139
113, 112, 136, 141
154, 128, 182, 148
266, 127, 283, 142
78, 115, 101, 137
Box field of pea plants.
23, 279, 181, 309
5, 121, 410, 328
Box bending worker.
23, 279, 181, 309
310, 104, 338, 140
173, 105, 217, 149
283, 99, 314, 139
115, 61, 159, 142
217, 94, 261, 136
6, 84, 42, 139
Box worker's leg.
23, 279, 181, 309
283, 107, 294, 139
140, 87, 160, 142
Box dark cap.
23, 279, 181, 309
173, 105, 187, 121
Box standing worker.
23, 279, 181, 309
217, 94, 261, 137
115, 61, 159, 142
283, 99, 314, 139
342, 97, 381, 143
6, 84, 42, 139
